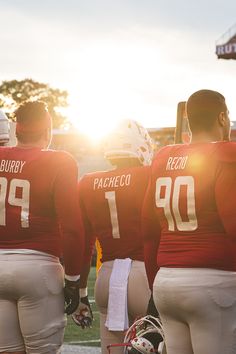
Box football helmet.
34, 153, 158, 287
104, 119, 154, 166
0, 109, 10, 145
107, 315, 165, 354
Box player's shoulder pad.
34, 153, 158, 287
80, 170, 104, 180
136, 164, 151, 177
153, 144, 177, 162
78, 170, 103, 185
46, 149, 77, 165
0, 146, 10, 155
215, 142, 236, 163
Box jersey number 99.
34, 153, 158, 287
0, 177, 30, 228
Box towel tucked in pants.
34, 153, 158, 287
95, 259, 151, 354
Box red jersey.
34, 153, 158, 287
142, 142, 236, 272
78, 165, 150, 263
0, 146, 84, 276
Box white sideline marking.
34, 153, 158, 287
62, 344, 100, 353
68, 339, 101, 344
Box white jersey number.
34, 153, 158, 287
0, 177, 30, 228
155, 176, 198, 231
105, 191, 120, 239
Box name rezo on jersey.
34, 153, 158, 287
0, 159, 26, 174
166, 156, 188, 170
93, 174, 131, 190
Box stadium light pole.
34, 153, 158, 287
174, 101, 186, 144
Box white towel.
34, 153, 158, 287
105, 258, 132, 331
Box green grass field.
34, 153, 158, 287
64, 267, 101, 347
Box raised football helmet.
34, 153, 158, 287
107, 315, 165, 354
0, 109, 10, 145
104, 119, 154, 166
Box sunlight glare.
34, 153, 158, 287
62, 35, 170, 140
66, 104, 119, 142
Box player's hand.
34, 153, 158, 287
146, 293, 159, 318
72, 295, 93, 329
64, 279, 80, 315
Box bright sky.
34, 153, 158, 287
0, 0, 236, 139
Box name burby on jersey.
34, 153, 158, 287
93, 174, 131, 190
0, 159, 26, 174
166, 156, 188, 170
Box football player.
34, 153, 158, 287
142, 89, 236, 354
0, 101, 84, 354
73, 119, 154, 354
0, 109, 10, 146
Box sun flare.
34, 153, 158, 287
62, 100, 123, 142
59, 35, 168, 141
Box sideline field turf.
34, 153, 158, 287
64, 267, 101, 347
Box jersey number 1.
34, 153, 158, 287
105, 191, 120, 239
0, 177, 30, 228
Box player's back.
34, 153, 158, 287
149, 141, 236, 270
0, 146, 77, 256
79, 165, 150, 262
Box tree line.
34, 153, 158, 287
0, 79, 68, 128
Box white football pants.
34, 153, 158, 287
0, 253, 66, 353
153, 267, 236, 354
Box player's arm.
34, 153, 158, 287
72, 261, 94, 329
71, 177, 96, 328
78, 176, 96, 287
215, 161, 236, 235
54, 154, 85, 314
141, 175, 161, 291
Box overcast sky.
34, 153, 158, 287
0, 0, 236, 136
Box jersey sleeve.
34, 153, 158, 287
53, 153, 85, 277
141, 169, 161, 289
215, 161, 236, 236
78, 176, 96, 265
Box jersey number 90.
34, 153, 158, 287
156, 176, 198, 231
